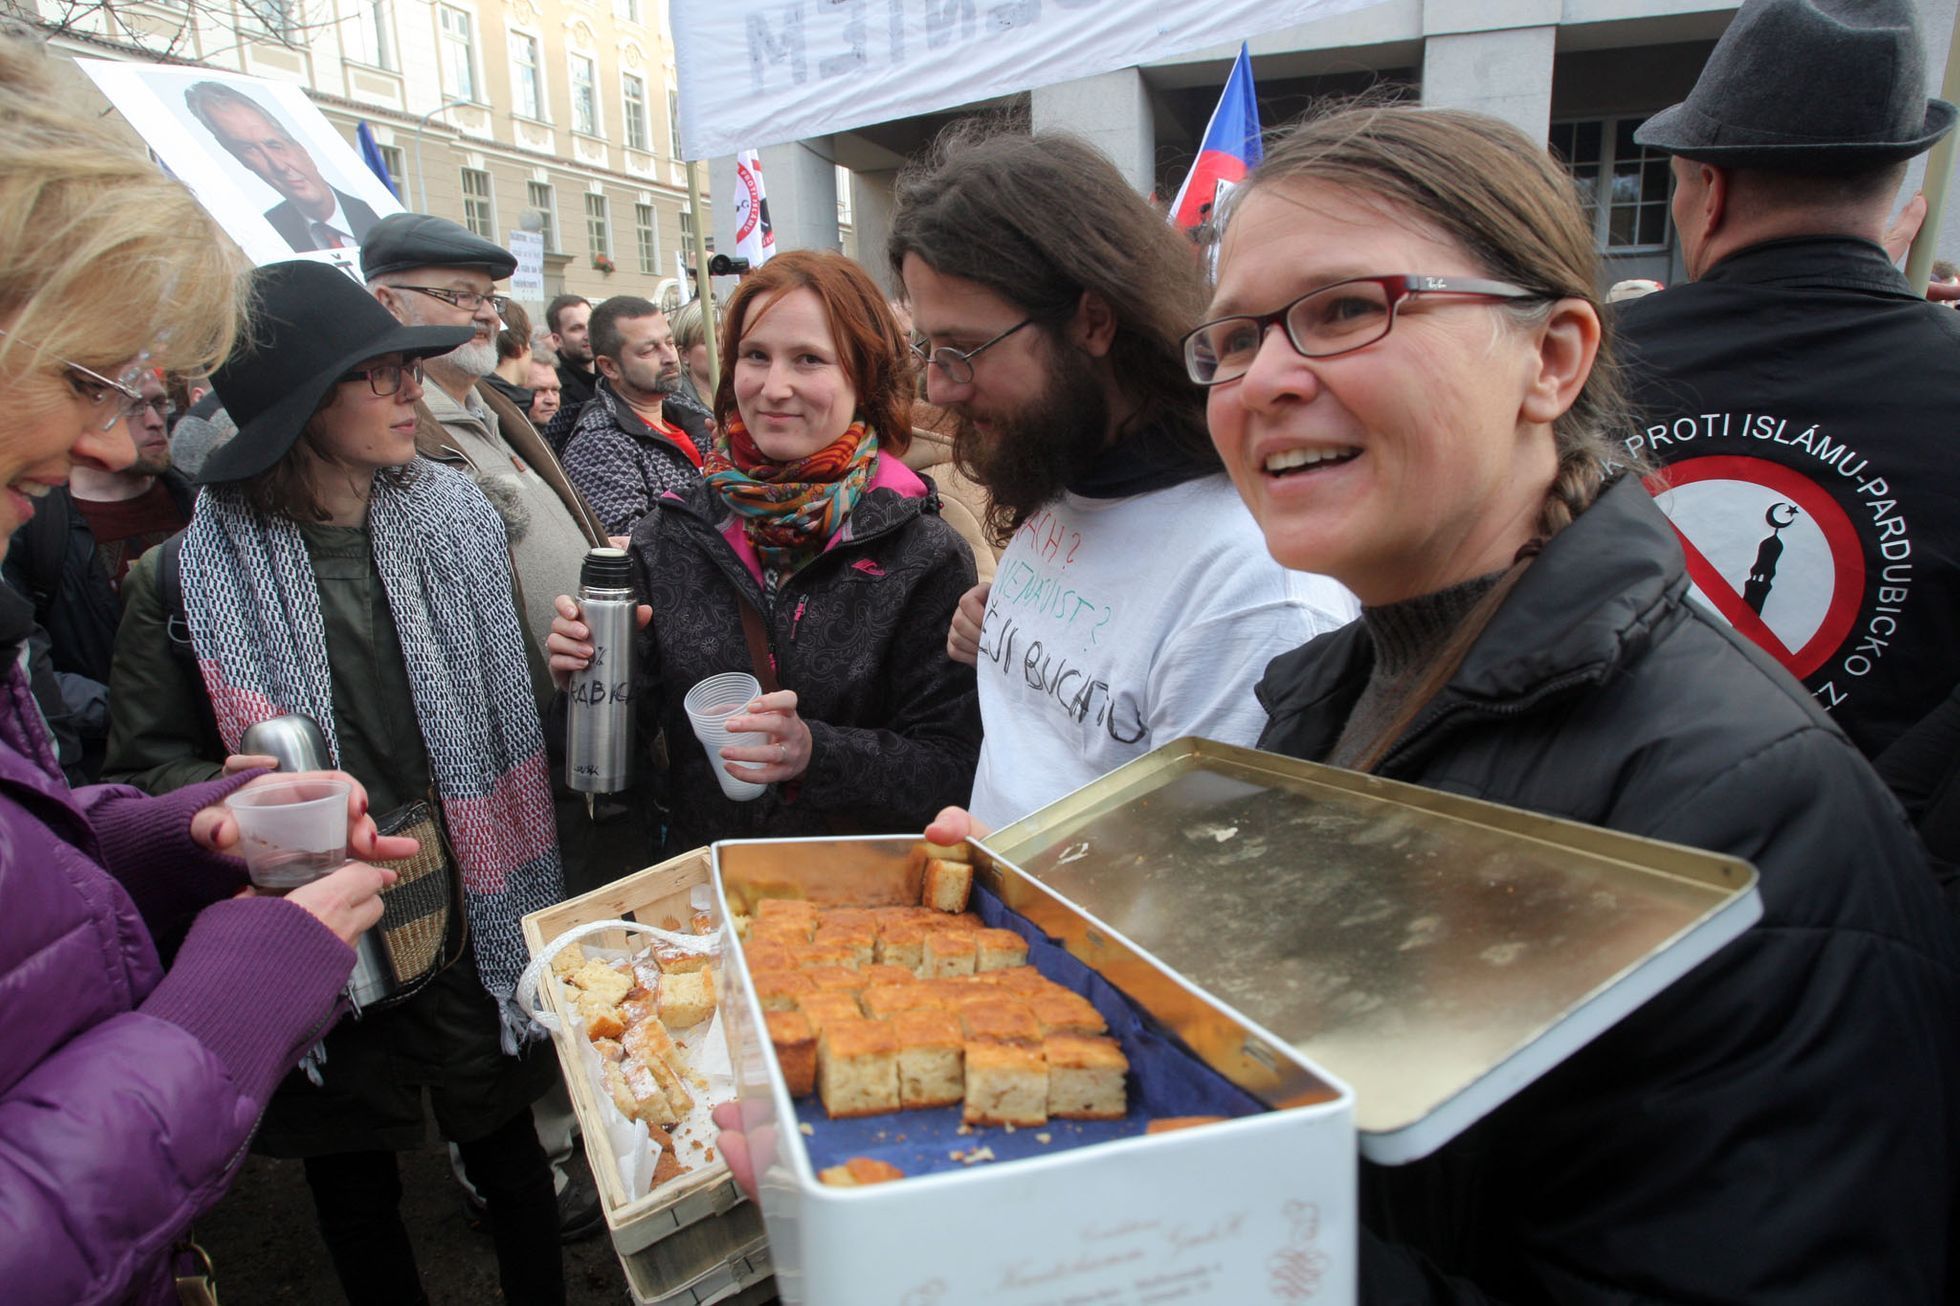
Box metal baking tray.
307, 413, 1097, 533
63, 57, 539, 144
976, 738, 1762, 1164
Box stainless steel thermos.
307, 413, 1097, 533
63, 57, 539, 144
567, 547, 636, 796
238, 712, 397, 1012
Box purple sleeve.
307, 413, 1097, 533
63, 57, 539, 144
0, 898, 349, 1304
76, 770, 268, 938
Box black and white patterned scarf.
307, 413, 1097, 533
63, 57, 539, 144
179, 458, 564, 1050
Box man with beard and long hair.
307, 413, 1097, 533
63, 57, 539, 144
3, 365, 193, 781
890, 127, 1357, 827
560, 295, 711, 534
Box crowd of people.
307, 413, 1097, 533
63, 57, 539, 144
2, 0, 1957, 1301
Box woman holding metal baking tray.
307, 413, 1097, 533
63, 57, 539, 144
922, 105, 1960, 1301
546, 249, 981, 854
105, 260, 569, 1304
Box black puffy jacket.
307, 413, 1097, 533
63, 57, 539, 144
628, 457, 981, 854
1257, 477, 1960, 1304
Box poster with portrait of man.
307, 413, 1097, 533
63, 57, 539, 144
77, 59, 403, 270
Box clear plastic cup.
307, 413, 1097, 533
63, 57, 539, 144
227, 777, 352, 891
682, 672, 768, 801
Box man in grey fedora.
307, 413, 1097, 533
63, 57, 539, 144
1617, 0, 1960, 862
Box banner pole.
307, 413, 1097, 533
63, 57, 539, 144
686, 159, 720, 395
1906, 4, 1960, 292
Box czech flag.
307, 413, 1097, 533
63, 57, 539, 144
1169, 44, 1262, 233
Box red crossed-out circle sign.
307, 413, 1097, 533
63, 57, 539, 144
1645, 454, 1865, 680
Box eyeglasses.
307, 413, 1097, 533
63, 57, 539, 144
0, 327, 152, 431
340, 360, 424, 396
911, 317, 1034, 387
389, 285, 510, 315
1181, 274, 1550, 386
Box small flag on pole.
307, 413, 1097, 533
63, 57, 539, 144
731, 149, 777, 267
1168, 44, 1262, 234
355, 122, 399, 198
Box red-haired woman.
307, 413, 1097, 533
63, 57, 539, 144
549, 250, 980, 851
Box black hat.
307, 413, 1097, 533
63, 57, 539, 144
200, 261, 472, 484
360, 211, 518, 281
1636, 0, 1955, 169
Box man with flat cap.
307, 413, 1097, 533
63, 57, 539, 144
361, 214, 633, 1240
1617, 0, 1960, 854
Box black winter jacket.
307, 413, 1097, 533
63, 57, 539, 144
561, 380, 707, 535
1257, 478, 1960, 1304
629, 459, 981, 853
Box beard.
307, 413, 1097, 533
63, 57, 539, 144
442, 337, 499, 379
951, 341, 1109, 539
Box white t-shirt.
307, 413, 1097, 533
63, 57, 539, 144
966, 474, 1357, 828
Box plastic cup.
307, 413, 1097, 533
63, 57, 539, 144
227, 777, 352, 891
683, 672, 769, 801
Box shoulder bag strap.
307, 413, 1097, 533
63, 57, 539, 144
737, 595, 782, 695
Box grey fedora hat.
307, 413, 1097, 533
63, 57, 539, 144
1636, 0, 1955, 169
201, 260, 471, 484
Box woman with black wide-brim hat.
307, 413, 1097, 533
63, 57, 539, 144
107, 260, 568, 1305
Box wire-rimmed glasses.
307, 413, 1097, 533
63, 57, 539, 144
0, 327, 151, 431
911, 317, 1035, 387
389, 285, 510, 316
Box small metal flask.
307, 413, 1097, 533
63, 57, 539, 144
566, 547, 636, 796
239, 712, 397, 1012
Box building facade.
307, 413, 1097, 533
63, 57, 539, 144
24, 0, 706, 310
716, 0, 1960, 295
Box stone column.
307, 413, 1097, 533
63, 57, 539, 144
1031, 66, 1155, 193
850, 169, 900, 294
1420, 23, 1558, 142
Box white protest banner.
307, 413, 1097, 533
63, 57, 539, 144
508, 230, 546, 305
672, 0, 1386, 162
79, 59, 403, 270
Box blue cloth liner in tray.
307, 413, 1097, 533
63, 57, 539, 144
796, 882, 1268, 1178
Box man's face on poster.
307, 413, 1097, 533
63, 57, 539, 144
204, 100, 333, 219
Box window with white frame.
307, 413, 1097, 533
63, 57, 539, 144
438, 6, 477, 102
635, 203, 658, 272
342, 0, 394, 69
461, 168, 494, 238
511, 33, 543, 120
668, 87, 682, 159
622, 73, 650, 153
678, 205, 692, 245
1549, 117, 1672, 251
527, 181, 558, 251
613, 0, 640, 23
586, 192, 611, 257
571, 55, 599, 136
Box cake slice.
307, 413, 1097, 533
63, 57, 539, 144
576, 991, 626, 1041
960, 998, 1040, 1045
766, 1009, 818, 1096
818, 1157, 906, 1186
892, 1008, 964, 1108
963, 1041, 1048, 1126
755, 898, 822, 937
793, 942, 861, 972
804, 965, 868, 995
814, 920, 878, 969
1029, 992, 1107, 1037
921, 930, 978, 978
874, 921, 926, 973
795, 991, 866, 1033
861, 982, 944, 1019
751, 968, 816, 1013
1044, 1034, 1128, 1120
922, 859, 973, 913
818, 1017, 900, 1118
657, 968, 717, 1029
861, 963, 918, 988
568, 958, 633, 1006
654, 945, 713, 975
550, 943, 589, 979
973, 928, 1030, 972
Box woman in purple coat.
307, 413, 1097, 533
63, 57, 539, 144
0, 32, 408, 1304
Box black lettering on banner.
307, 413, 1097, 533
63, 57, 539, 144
987, 0, 1037, 31
886, 0, 906, 59
748, 4, 808, 89
819, 0, 868, 76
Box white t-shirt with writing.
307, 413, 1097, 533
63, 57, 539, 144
966, 474, 1358, 828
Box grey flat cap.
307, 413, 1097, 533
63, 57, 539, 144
360, 211, 517, 280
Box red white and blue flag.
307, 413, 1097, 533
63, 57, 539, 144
1169, 43, 1263, 233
